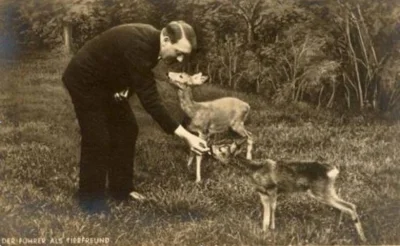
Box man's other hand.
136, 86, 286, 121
114, 88, 129, 102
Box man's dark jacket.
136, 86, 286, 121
62, 23, 178, 134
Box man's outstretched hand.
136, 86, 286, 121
174, 125, 209, 155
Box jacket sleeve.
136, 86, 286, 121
130, 70, 179, 134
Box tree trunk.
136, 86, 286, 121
63, 23, 73, 55
318, 86, 325, 109
218, 68, 224, 86
345, 15, 364, 110
247, 24, 254, 44
256, 61, 261, 93
207, 63, 213, 84
327, 84, 336, 108
344, 83, 351, 109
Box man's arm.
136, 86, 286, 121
131, 70, 209, 154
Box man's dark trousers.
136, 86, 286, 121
63, 76, 138, 202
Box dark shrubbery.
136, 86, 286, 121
1, 0, 399, 117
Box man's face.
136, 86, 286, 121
160, 35, 192, 64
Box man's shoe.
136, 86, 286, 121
129, 191, 147, 201
78, 197, 110, 215
109, 191, 147, 205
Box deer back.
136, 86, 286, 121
190, 98, 249, 133
274, 161, 337, 193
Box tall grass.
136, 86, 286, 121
0, 54, 399, 245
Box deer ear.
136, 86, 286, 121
229, 141, 239, 156
192, 72, 201, 77
232, 138, 246, 156
191, 73, 205, 85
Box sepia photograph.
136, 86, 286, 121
0, 0, 399, 245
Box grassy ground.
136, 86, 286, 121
0, 54, 399, 245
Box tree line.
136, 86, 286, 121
1, 0, 400, 117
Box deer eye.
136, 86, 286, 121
179, 75, 183, 78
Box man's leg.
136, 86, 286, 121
74, 106, 110, 211
107, 100, 138, 201
64, 80, 110, 212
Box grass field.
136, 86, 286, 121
0, 53, 399, 245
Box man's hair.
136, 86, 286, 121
162, 20, 197, 50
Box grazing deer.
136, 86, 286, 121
210, 139, 367, 242
167, 72, 253, 182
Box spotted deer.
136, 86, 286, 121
210, 139, 366, 242
167, 72, 253, 182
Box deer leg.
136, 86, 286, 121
194, 154, 203, 183
259, 192, 271, 231
336, 197, 357, 229
269, 190, 277, 230
246, 134, 254, 160
334, 197, 366, 242
187, 152, 195, 167
193, 132, 207, 183
336, 210, 343, 230
231, 122, 253, 160
336, 197, 357, 211
308, 190, 366, 242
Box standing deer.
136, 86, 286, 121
210, 139, 367, 242
167, 72, 253, 182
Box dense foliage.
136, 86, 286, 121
1, 0, 400, 116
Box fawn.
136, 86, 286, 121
167, 72, 253, 182
209, 139, 367, 242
